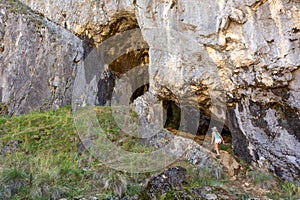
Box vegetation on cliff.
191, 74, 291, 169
0, 106, 299, 199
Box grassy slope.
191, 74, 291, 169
0, 106, 85, 199
0, 106, 154, 199
0, 106, 299, 199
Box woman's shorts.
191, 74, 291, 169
215, 138, 222, 144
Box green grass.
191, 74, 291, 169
185, 164, 230, 192
0, 106, 153, 199
95, 106, 155, 153
279, 181, 300, 200
219, 143, 234, 155
247, 169, 300, 200
0, 106, 299, 199
247, 169, 278, 189
0, 106, 85, 199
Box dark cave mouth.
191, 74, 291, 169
130, 83, 149, 103
163, 100, 232, 143
80, 13, 150, 106
96, 47, 150, 106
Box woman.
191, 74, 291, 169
211, 126, 224, 159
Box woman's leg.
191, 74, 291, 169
214, 143, 220, 155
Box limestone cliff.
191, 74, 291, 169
0, 0, 83, 114
0, 0, 299, 182
134, 0, 300, 181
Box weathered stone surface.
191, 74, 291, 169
0, 140, 22, 156
142, 166, 187, 199
232, 99, 300, 181
134, 0, 300, 182
219, 150, 241, 177
0, 0, 83, 115
18, 0, 136, 46
2, 0, 300, 182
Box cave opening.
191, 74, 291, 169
130, 83, 150, 103
163, 100, 232, 144
96, 48, 149, 106
92, 15, 150, 106
163, 100, 181, 130
96, 49, 149, 106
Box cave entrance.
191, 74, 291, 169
130, 83, 149, 104
163, 100, 232, 144
92, 15, 150, 106
163, 100, 181, 130
96, 48, 149, 106
197, 116, 232, 144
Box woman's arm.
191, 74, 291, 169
220, 134, 225, 144
211, 132, 214, 144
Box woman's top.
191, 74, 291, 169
213, 131, 221, 140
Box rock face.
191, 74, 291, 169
0, 0, 83, 115
134, 0, 300, 182
143, 166, 187, 199
18, 0, 136, 46
1, 0, 299, 182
